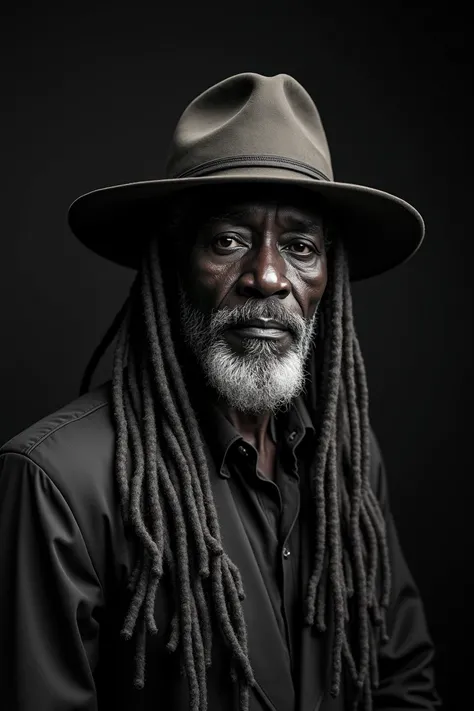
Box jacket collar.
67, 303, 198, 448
199, 396, 315, 478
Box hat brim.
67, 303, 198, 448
67, 167, 424, 281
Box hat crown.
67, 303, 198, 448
166, 72, 334, 182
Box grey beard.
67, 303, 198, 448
178, 289, 318, 414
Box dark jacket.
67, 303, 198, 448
0, 382, 440, 711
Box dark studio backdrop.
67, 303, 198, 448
1, 1, 472, 708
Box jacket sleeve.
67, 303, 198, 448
370, 433, 442, 710
0, 451, 104, 711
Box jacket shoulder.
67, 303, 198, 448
0, 382, 130, 593
0, 383, 111, 459
0, 383, 118, 546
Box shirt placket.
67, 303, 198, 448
279, 428, 303, 671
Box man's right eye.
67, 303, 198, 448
213, 235, 243, 250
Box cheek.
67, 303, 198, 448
296, 258, 328, 319
181, 249, 232, 312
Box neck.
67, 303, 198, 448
218, 398, 272, 453
181, 349, 275, 458
185, 359, 278, 479
182, 348, 273, 445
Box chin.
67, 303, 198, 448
203, 341, 306, 414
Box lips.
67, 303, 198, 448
225, 318, 291, 340
231, 318, 288, 330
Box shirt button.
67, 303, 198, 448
237, 444, 249, 457
288, 430, 297, 443
282, 547, 291, 559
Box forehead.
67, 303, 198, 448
169, 185, 326, 233
202, 199, 323, 228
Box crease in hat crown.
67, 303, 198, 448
165, 72, 334, 183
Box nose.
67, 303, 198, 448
237, 243, 291, 299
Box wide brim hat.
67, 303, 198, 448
68, 73, 425, 281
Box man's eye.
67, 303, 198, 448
285, 241, 316, 256
213, 235, 242, 250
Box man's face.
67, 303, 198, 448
175, 193, 328, 413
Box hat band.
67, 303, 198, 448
175, 155, 330, 181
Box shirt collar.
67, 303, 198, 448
200, 397, 315, 478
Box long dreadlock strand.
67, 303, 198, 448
356, 350, 392, 621
305, 239, 345, 625
340, 470, 355, 602
119, 368, 156, 689
152, 483, 181, 651
111, 313, 132, 525
341, 272, 370, 689
190, 592, 207, 709
127, 349, 165, 644
326, 432, 346, 694
209, 554, 254, 684
336, 393, 351, 629
352, 324, 370, 498
126, 351, 162, 570
360, 504, 379, 606
315, 550, 329, 631
353, 325, 391, 624
226, 557, 246, 601
343, 547, 355, 599
156, 453, 201, 707
364, 495, 391, 641
352, 315, 385, 635
342, 636, 359, 686
119, 388, 152, 633
135, 359, 166, 633
369, 622, 380, 690
193, 569, 214, 668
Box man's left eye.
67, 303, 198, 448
285, 241, 315, 255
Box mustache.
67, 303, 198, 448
208, 298, 309, 339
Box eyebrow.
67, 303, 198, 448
278, 215, 323, 235
203, 208, 258, 225
203, 208, 323, 235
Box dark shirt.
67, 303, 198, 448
201, 398, 315, 695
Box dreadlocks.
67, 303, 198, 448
80, 197, 392, 711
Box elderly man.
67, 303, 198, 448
0, 73, 440, 710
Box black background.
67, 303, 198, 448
1, 2, 472, 708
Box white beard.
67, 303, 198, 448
178, 290, 318, 414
